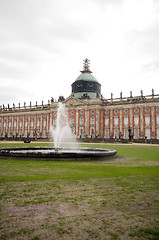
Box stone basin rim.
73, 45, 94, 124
0, 147, 117, 160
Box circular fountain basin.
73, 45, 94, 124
0, 147, 117, 161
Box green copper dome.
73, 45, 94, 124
76, 72, 97, 82
72, 59, 101, 100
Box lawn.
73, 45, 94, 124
0, 142, 159, 240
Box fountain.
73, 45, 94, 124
50, 103, 78, 150
0, 103, 117, 160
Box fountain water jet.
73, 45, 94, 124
50, 103, 78, 151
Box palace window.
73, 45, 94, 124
9, 121, 11, 128
30, 129, 33, 138
134, 116, 139, 126
157, 116, 159, 125
43, 119, 46, 127
25, 121, 28, 128
134, 129, 139, 139
80, 117, 84, 126
105, 118, 109, 126
19, 129, 22, 136
145, 116, 150, 126
134, 108, 139, 113
24, 130, 27, 138
43, 129, 46, 137
70, 117, 74, 125
37, 130, 40, 138
37, 119, 40, 127
91, 117, 95, 125
124, 117, 128, 126
114, 117, 118, 126
91, 129, 94, 138
20, 120, 22, 127
114, 129, 118, 138
31, 121, 34, 127
114, 110, 118, 114
124, 129, 128, 139
145, 129, 150, 139
80, 128, 83, 138
105, 129, 109, 138
53, 119, 56, 126
8, 129, 11, 138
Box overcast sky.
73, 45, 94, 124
0, 0, 159, 107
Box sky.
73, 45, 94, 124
0, 0, 159, 107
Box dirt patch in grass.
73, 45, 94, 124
1, 176, 159, 240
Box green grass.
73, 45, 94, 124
0, 142, 159, 240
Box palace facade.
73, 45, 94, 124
0, 59, 159, 142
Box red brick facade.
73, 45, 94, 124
0, 94, 159, 141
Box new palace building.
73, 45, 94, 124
0, 59, 159, 143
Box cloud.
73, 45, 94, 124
0, 0, 159, 105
